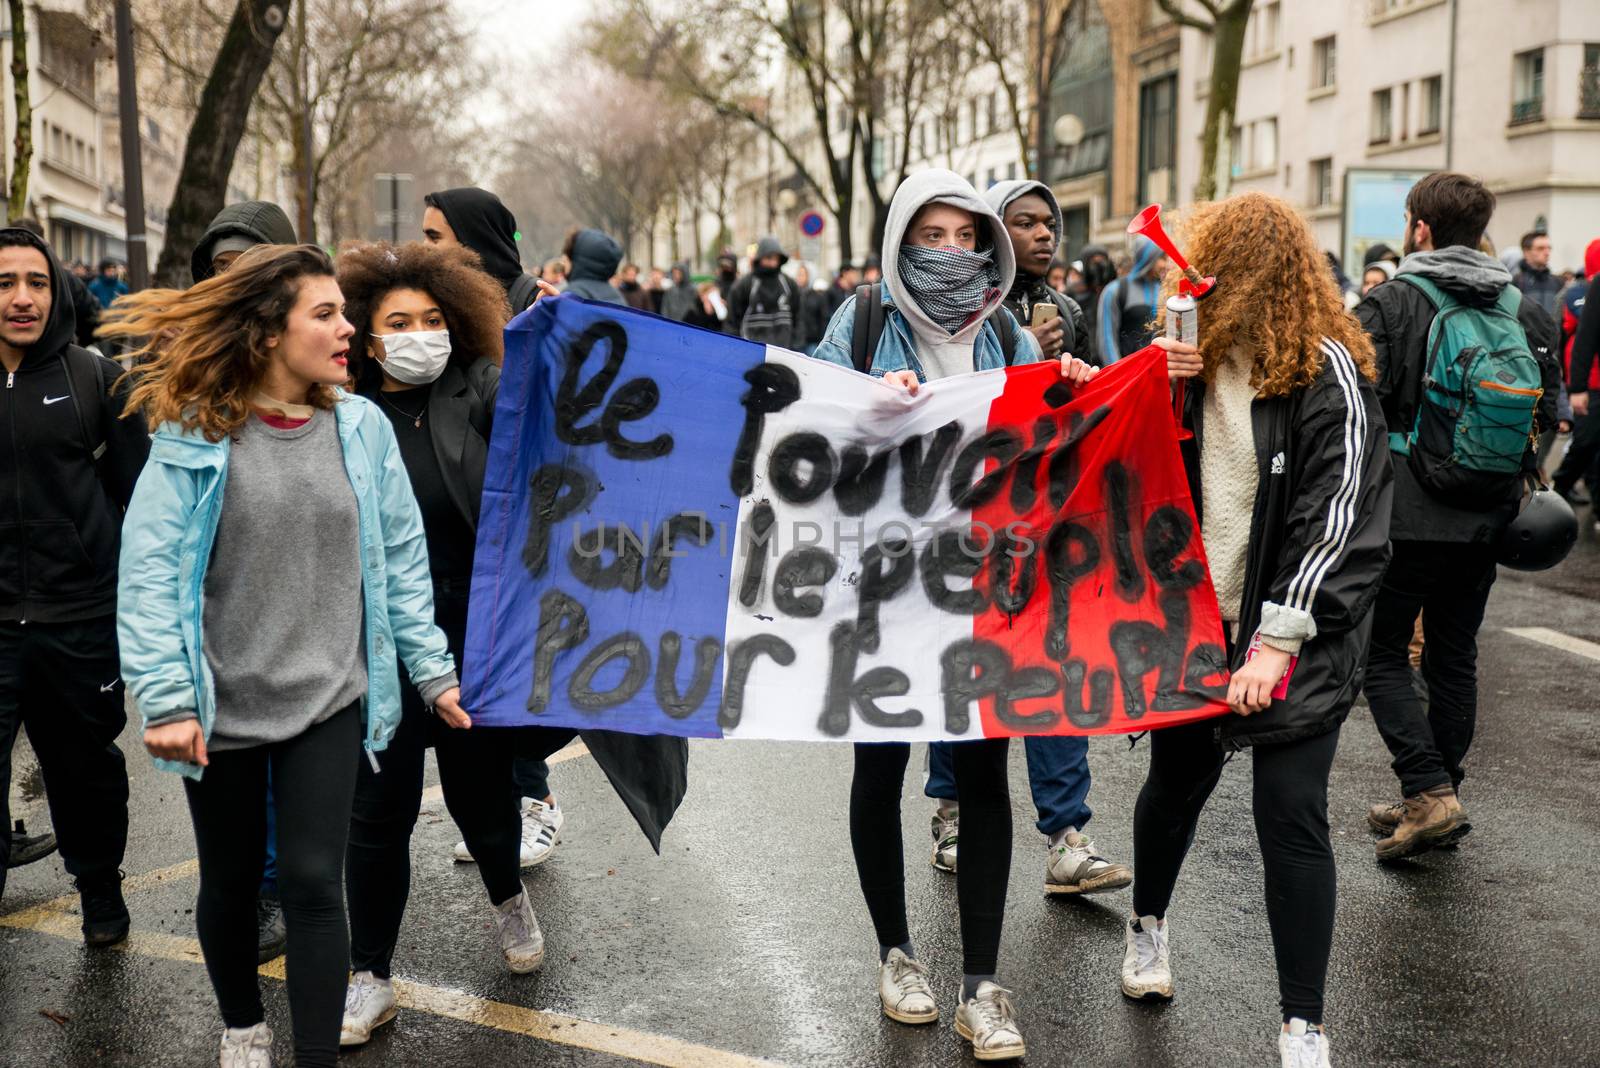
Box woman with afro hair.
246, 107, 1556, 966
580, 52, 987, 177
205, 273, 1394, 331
333, 240, 556, 1046
1117, 193, 1393, 1068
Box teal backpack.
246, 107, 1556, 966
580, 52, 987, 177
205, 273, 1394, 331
1389, 274, 1541, 508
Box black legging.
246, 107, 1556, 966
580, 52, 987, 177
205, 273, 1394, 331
1132, 718, 1341, 1024
184, 701, 361, 1068
850, 739, 1011, 975
346, 610, 524, 979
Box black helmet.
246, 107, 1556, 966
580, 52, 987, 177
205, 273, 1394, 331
1497, 488, 1578, 571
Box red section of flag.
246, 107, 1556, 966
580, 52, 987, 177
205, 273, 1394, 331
968, 346, 1231, 737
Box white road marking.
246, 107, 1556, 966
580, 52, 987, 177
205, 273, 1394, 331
1, 856, 780, 1068
1504, 627, 1600, 663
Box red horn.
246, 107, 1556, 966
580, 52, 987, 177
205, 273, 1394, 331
1127, 204, 1215, 299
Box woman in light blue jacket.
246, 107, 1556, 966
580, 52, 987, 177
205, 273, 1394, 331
103, 244, 464, 1068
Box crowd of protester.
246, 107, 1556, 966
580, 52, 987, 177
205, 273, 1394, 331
0, 158, 1589, 1068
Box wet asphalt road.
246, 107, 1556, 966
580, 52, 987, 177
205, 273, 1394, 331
2, 529, 1597, 1068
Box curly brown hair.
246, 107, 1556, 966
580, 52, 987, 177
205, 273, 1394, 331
335, 240, 510, 392
99, 244, 341, 441
1158, 192, 1377, 397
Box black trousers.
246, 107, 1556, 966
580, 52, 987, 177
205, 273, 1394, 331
0, 617, 128, 901
184, 702, 360, 1068
347, 610, 528, 979
1553, 410, 1600, 494
1132, 718, 1341, 1024
1364, 540, 1498, 796
850, 739, 1011, 976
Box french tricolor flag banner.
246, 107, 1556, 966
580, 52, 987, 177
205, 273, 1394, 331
462, 296, 1231, 740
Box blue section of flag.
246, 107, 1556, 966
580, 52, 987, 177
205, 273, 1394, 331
463, 296, 763, 735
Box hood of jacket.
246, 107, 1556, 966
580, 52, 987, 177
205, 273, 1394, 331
983, 179, 1063, 281
191, 201, 297, 283
568, 228, 623, 283
1, 227, 78, 366
426, 187, 523, 288
882, 169, 1015, 345
669, 261, 692, 286
1129, 235, 1163, 279
753, 236, 788, 268
1397, 245, 1511, 306
1585, 238, 1600, 280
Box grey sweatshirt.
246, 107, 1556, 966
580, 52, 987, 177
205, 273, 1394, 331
881, 169, 1019, 381
201, 411, 367, 750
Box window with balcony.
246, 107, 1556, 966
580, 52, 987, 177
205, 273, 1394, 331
1311, 36, 1336, 91
1512, 48, 1544, 125
1420, 75, 1443, 135
1370, 88, 1393, 144
1581, 43, 1600, 119
1311, 157, 1334, 208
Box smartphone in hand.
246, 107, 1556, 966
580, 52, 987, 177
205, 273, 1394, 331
1031, 303, 1060, 327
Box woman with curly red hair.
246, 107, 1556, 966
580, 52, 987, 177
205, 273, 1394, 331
1117, 193, 1393, 1068
332, 240, 550, 1046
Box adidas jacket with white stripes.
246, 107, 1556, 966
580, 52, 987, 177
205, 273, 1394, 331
1180, 337, 1395, 747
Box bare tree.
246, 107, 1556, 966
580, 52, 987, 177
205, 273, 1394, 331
590, 0, 946, 264
150, 0, 287, 286
1155, 0, 1254, 201
6, 0, 34, 219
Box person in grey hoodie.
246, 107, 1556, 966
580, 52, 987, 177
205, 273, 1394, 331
1357, 172, 1560, 861
811, 169, 1095, 1064
660, 262, 699, 322
561, 228, 625, 305
984, 181, 1094, 364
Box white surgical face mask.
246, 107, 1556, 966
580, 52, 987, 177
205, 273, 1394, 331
376, 329, 451, 385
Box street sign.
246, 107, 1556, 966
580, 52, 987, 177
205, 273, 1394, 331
375, 173, 415, 242
799, 211, 825, 237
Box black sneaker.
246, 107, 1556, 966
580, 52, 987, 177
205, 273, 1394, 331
257, 892, 286, 964
7, 819, 58, 868
1557, 485, 1591, 507
77, 870, 130, 947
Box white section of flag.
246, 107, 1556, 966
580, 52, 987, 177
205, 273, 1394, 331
721, 347, 1008, 741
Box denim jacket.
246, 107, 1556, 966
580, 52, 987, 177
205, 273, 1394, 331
117, 392, 456, 779
811, 289, 1042, 380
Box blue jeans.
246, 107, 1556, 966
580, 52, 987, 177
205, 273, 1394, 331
927, 735, 1091, 835
261, 770, 277, 894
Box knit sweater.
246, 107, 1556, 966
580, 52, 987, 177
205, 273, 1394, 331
201, 411, 367, 750
1199, 350, 1261, 627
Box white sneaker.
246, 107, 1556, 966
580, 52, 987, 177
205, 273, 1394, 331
1121, 914, 1173, 1001
1044, 827, 1133, 895
930, 807, 958, 873
494, 889, 545, 973
452, 797, 564, 866
877, 948, 937, 1024
339, 970, 397, 1047
953, 981, 1025, 1061
218, 1022, 273, 1068
518, 798, 563, 868
1279, 1018, 1333, 1067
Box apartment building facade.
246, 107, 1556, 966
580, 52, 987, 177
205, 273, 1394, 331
672, 0, 1600, 280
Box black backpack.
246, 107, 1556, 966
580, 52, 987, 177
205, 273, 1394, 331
848, 282, 1017, 374
58, 346, 116, 502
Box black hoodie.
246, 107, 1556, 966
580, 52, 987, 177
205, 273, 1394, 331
425, 187, 533, 300
191, 200, 297, 284
0, 228, 150, 623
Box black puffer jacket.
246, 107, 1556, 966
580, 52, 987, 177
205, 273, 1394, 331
1182, 338, 1394, 747
0, 228, 150, 623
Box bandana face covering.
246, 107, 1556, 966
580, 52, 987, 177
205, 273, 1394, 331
897, 242, 1002, 335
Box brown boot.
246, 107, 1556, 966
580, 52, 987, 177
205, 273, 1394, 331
1367, 800, 1405, 835
1375, 785, 1469, 861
